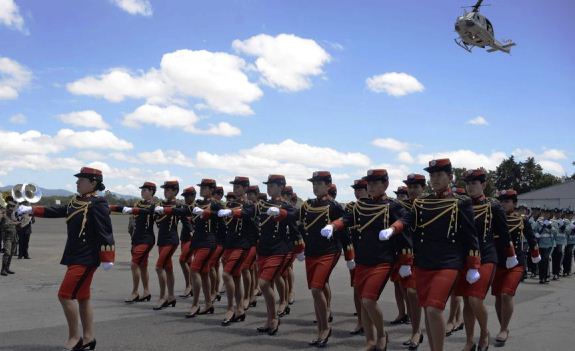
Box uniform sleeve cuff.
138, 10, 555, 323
132, 208, 141, 215
233, 208, 242, 218
505, 242, 516, 257
344, 244, 355, 261
293, 240, 305, 254
202, 209, 212, 220
390, 220, 404, 234
109, 205, 122, 213
331, 219, 345, 231
32, 206, 45, 217
398, 250, 414, 265
531, 247, 540, 258
273, 209, 288, 222
99, 245, 115, 263
164, 207, 173, 216
466, 253, 481, 269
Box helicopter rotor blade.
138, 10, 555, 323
472, 0, 484, 12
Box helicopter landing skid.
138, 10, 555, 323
454, 38, 473, 53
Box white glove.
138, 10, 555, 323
399, 265, 412, 278
532, 255, 542, 264
102, 262, 114, 271
192, 207, 204, 215
346, 260, 356, 270
506, 255, 519, 269
320, 225, 334, 239
154, 206, 164, 215
466, 269, 480, 284
534, 233, 541, 238
266, 207, 280, 217
122, 207, 133, 215
378, 228, 394, 241
544, 220, 550, 226
16, 205, 33, 217
217, 209, 232, 217
296, 252, 305, 261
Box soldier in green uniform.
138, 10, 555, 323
1, 196, 18, 276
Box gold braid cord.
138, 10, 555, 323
225, 203, 242, 232
352, 200, 390, 233
257, 200, 279, 230
473, 203, 492, 241
413, 198, 459, 238
507, 214, 525, 239
66, 197, 90, 238
155, 201, 180, 232
301, 201, 330, 231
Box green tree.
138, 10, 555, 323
494, 156, 521, 191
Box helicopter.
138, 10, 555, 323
454, 0, 515, 53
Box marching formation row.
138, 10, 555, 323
7, 158, 574, 351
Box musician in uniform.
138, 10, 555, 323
491, 189, 541, 347
109, 181, 157, 303
17, 167, 115, 351
324, 169, 409, 351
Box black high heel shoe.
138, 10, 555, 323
179, 290, 192, 298
390, 314, 409, 325
317, 328, 332, 348
257, 326, 270, 333
197, 306, 214, 315
213, 294, 222, 303
78, 339, 96, 350
277, 305, 290, 317
350, 327, 364, 335
373, 331, 388, 351
408, 334, 424, 351
248, 300, 257, 307
152, 299, 167, 310
166, 299, 176, 307
185, 306, 200, 318
232, 313, 246, 322
137, 294, 151, 302
221, 313, 236, 326
61, 337, 82, 351
124, 294, 139, 303
268, 319, 280, 336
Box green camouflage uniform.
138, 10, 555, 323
1, 213, 18, 276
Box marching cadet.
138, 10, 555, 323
408, 159, 481, 351
178, 186, 196, 298
528, 207, 542, 278
210, 185, 226, 304
256, 175, 303, 336
551, 209, 567, 280
281, 185, 297, 306
563, 210, 575, 276
217, 177, 255, 326
401, 174, 427, 350
323, 169, 409, 351
110, 181, 157, 303
535, 210, 555, 284
458, 169, 517, 351
17, 167, 115, 351
491, 189, 541, 347
346, 179, 369, 336
1, 196, 18, 276
159, 179, 222, 317
244, 185, 262, 309
150, 180, 181, 310
390, 186, 410, 326
299, 171, 354, 347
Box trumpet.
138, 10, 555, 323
12, 183, 43, 204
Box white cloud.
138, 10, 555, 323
0, 56, 32, 100
416, 150, 507, 170
366, 72, 424, 97
0, 129, 62, 155
9, 113, 26, 124
372, 138, 411, 152
541, 149, 567, 160
0, 0, 26, 32
397, 151, 415, 164
111, 0, 152, 16
467, 116, 489, 126
67, 49, 263, 116
54, 129, 133, 150
122, 104, 241, 136
538, 160, 565, 177
75, 151, 106, 161
233, 33, 331, 91
138, 149, 194, 167
57, 110, 110, 129
511, 148, 568, 175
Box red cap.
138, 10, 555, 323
160, 180, 179, 189
225, 192, 236, 199
351, 179, 368, 189
230, 176, 250, 186
403, 173, 426, 186
263, 174, 286, 185
74, 167, 103, 181
258, 193, 268, 201
462, 168, 487, 182
307, 171, 332, 183
214, 186, 224, 195
182, 186, 196, 196
281, 186, 294, 195
364, 169, 388, 182
498, 189, 518, 201
197, 179, 217, 187
394, 186, 408, 195
139, 181, 156, 190
247, 185, 260, 194
424, 158, 452, 173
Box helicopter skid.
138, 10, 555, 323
454, 38, 473, 52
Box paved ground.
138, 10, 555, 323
1, 216, 575, 350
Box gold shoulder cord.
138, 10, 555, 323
473, 203, 492, 241
413, 198, 459, 238
225, 203, 242, 232
507, 214, 524, 239
302, 201, 330, 231
66, 197, 90, 238
352, 200, 389, 233
257, 200, 279, 230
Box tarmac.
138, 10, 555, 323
1, 216, 574, 350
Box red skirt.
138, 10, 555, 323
257, 255, 289, 282
58, 265, 96, 300
190, 247, 214, 274
415, 267, 458, 310
491, 265, 524, 296
454, 263, 496, 300
179, 241, 193, 264
222, 248, 247, 278
131, 243, 153, 267
354, 263, 392, 301
281, 252, 296, 278
305, 252, 340, 289
240, 245, 257, 271
156, 244, 178, 271
208, 244, 224, 270
400, 268, 417, 290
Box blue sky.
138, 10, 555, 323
1, 0, 573, 200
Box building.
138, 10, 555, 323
517, 180, 575, 209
